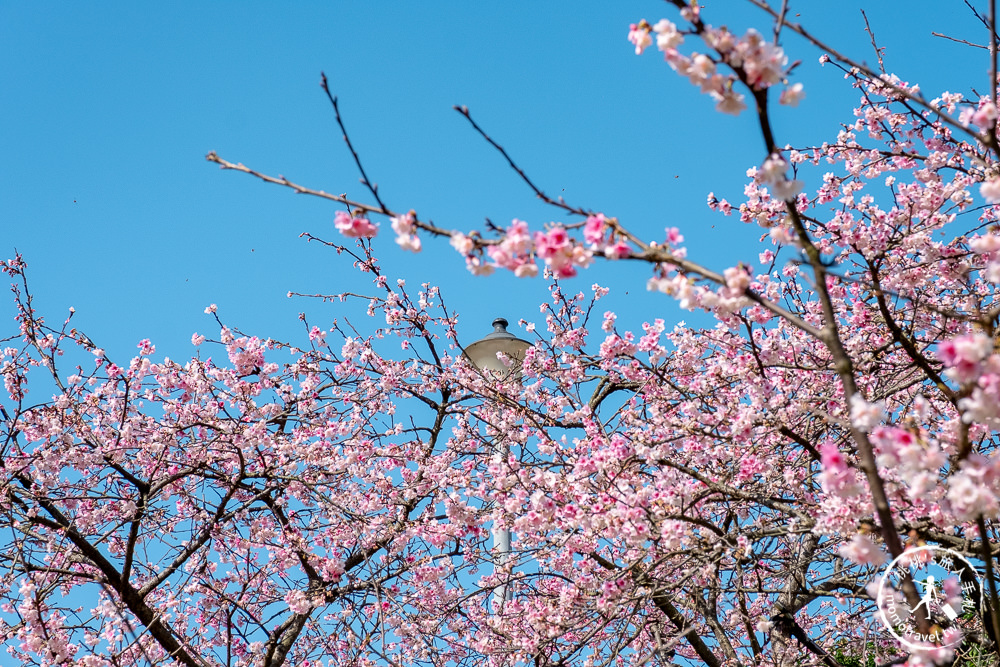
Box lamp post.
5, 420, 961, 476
462, 317, 532, 605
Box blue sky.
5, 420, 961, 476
0, 2, 987, 360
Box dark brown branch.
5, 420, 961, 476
773, 611, 841, 667
453, 105, 593, 217
206, 151, 454, 238
726, 0, 930, 620
876, 657, 909, 667
785, 194, 930, 634
965, 0, 1000, 42
25, 511, 203, 667
867, 259, 956, 403
139, 480, 242, 596
777, 426, 821, 462
120, 491, 146, 587
588, 552, 722, 667
320, 73, 389, 214
264, 612, 310, 667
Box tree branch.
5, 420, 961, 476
320, 73, 390, 214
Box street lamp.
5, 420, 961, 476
462, 317, 532, 605
462, 317, 532, 378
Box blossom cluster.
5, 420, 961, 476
449, 217, 640, 279
12, 1, 1000, 663
390, 210, 421, 252
628, 17, 803, 115
334, 209, 378, 239
486, 219, 537, 277
937, 333, 1000, 427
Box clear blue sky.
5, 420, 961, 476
0, 2, 985, 360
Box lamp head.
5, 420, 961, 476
462, 317, 532, 377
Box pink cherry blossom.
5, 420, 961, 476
652, 19, 683, 51
534, 226, 589, 277
390, 211, 421, 252
450, 231, 475, 255
711, 88, 747, 115
849, 394, 886, 433
818, 442, 862, 497
603, 240, 631, 259
736, 30, 787, 89
627, 20, 652, 55
487, 219, 537, 276
779, 82, 805, 106
981, 176, 1000, 203
971, 99, 998, 129
838, 534, 887, 565
334, 209, 378, 238
970, 232, 1000, 253
937, 333, 992, 384
583, 214, 608, 246
465, 254, 495, 276
13, 5, 1000, 665
723, 265, 751, 294
948, 457, 1000, 521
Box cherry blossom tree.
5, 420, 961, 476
6, 1, 1000, 666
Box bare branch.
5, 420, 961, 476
932, 31, 989, 50
746, 0, 991, 147
860, 9, 886, 74
205, 151, 454, 238
320, 72, 390, 214
453, 105, 594, 217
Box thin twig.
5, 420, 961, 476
932, 31, 988, 49
860, 9, 886, 74
965, 0, 998, 37
746, 0, 990, 147
205, 149, 822, 339
204, 151, 454, 238
453, 105, 594, 217
320, 73, 389, 214
206, 152, 374, 209
772, 0, 789, 44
